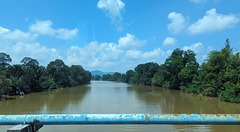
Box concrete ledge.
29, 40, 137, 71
7, 124, 43, 132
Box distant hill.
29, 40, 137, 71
91, 70, 114, 76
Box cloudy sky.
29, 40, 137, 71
0, 0, 240, 73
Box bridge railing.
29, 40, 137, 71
1, 114, 240, 132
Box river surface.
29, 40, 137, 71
0, 81, 240, 132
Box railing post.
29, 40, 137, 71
7, 124, 43, 132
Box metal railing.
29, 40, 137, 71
1, 114, 240, 132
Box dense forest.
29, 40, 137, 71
93, 39, 240, 103
0, 55, 91, 97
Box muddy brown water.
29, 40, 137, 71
0, 81, 240, 132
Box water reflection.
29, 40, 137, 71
130, 84, 240, 114
129, 84, 240, 132
0, 84, 90, 114
0, 81, 240, 132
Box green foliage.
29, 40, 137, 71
111, 72, 122, 81
125, 39, 240, 102
123, 70, 135, 83
152, 64, 169, 87
133, 62, 159, 85
184, 39, 240, 102
152, 49, 199, 90
219, 82, 240, 103
164, 48, 184, 89
47, 59, 70, 87
0, 66, 12, 96
179, 50, 199, 91
38, 75, 58, 91
69, 65, 91, 85
0, 53, 91, 96
102, 74, 112, 81
93, 72, 122, 82
0, 52, 12, 67
92, 75, 101, 80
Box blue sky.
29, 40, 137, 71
0, 0, 240, 72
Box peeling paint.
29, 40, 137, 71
0, 114, 239, 125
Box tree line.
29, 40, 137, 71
93, 39, 240, 103
92, 72, 123, 81
0, 54, 91, 97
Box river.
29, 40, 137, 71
0, 81, 240, 131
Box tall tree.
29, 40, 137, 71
20, 57, 41, 93
47, 59, 70, 87
134, 62, 159, 85
0, 52, 12, 67
69, 65, 91, 85
123, 70, 135, 83
0, 66, 12, 96
164, 48, 184, 89
152, 64, 169, 87
178, 50, 199, 91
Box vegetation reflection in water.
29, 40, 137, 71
0, 81, 240, 132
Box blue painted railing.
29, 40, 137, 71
0, 114, 240, 125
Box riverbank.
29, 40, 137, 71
1, 81, 240, 132
120, 40, 240, 103
0, 56, 92, 98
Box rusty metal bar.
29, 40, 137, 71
0, 114, 240, 125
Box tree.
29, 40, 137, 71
69, 65, 91, 85
102, 74, 111, 81
92, 75, 101, 80
178, 50, 199, 91
21, 57, 39, 68
21, 57, 42, 93
6, 64, 25, 95
0, 52, 12, 67
134, 62, 159, 85
0, 66, 12, 96
164, 48, 184, 89
218, 46, 240, 102
83, 71, 91, 83
111, 72, 122, 81
152, 64, 169, 87
47, 59, 70, 87
123, 70, 135, 83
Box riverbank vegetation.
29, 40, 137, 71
0, 55, 91, 97
126, 39, 240, 103
92, 72, 123, 81
92, 39, 240, 103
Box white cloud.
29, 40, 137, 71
182, 42, 207, 63
66, 41, 123, 71
189, 0, 207, 4
56, 28, 78, 40
10, 42, 61, 65
118, 33, 146, 50
168, 12, 186, 34
0, 26, 61, 66
0, 26, 10, 34
188, 8, 240, 34
163, 37, 177, 46
125, 50, 143, 60
97, 0, 125, 20
182, 42, 204, 54
29, 20, 55, 36
97, 0, 125, 31
0, 24, 174, 72
142, 48, 166, 59
30, 20, 78, 39
1, 29, 37, 42
66, 41, 170, 72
